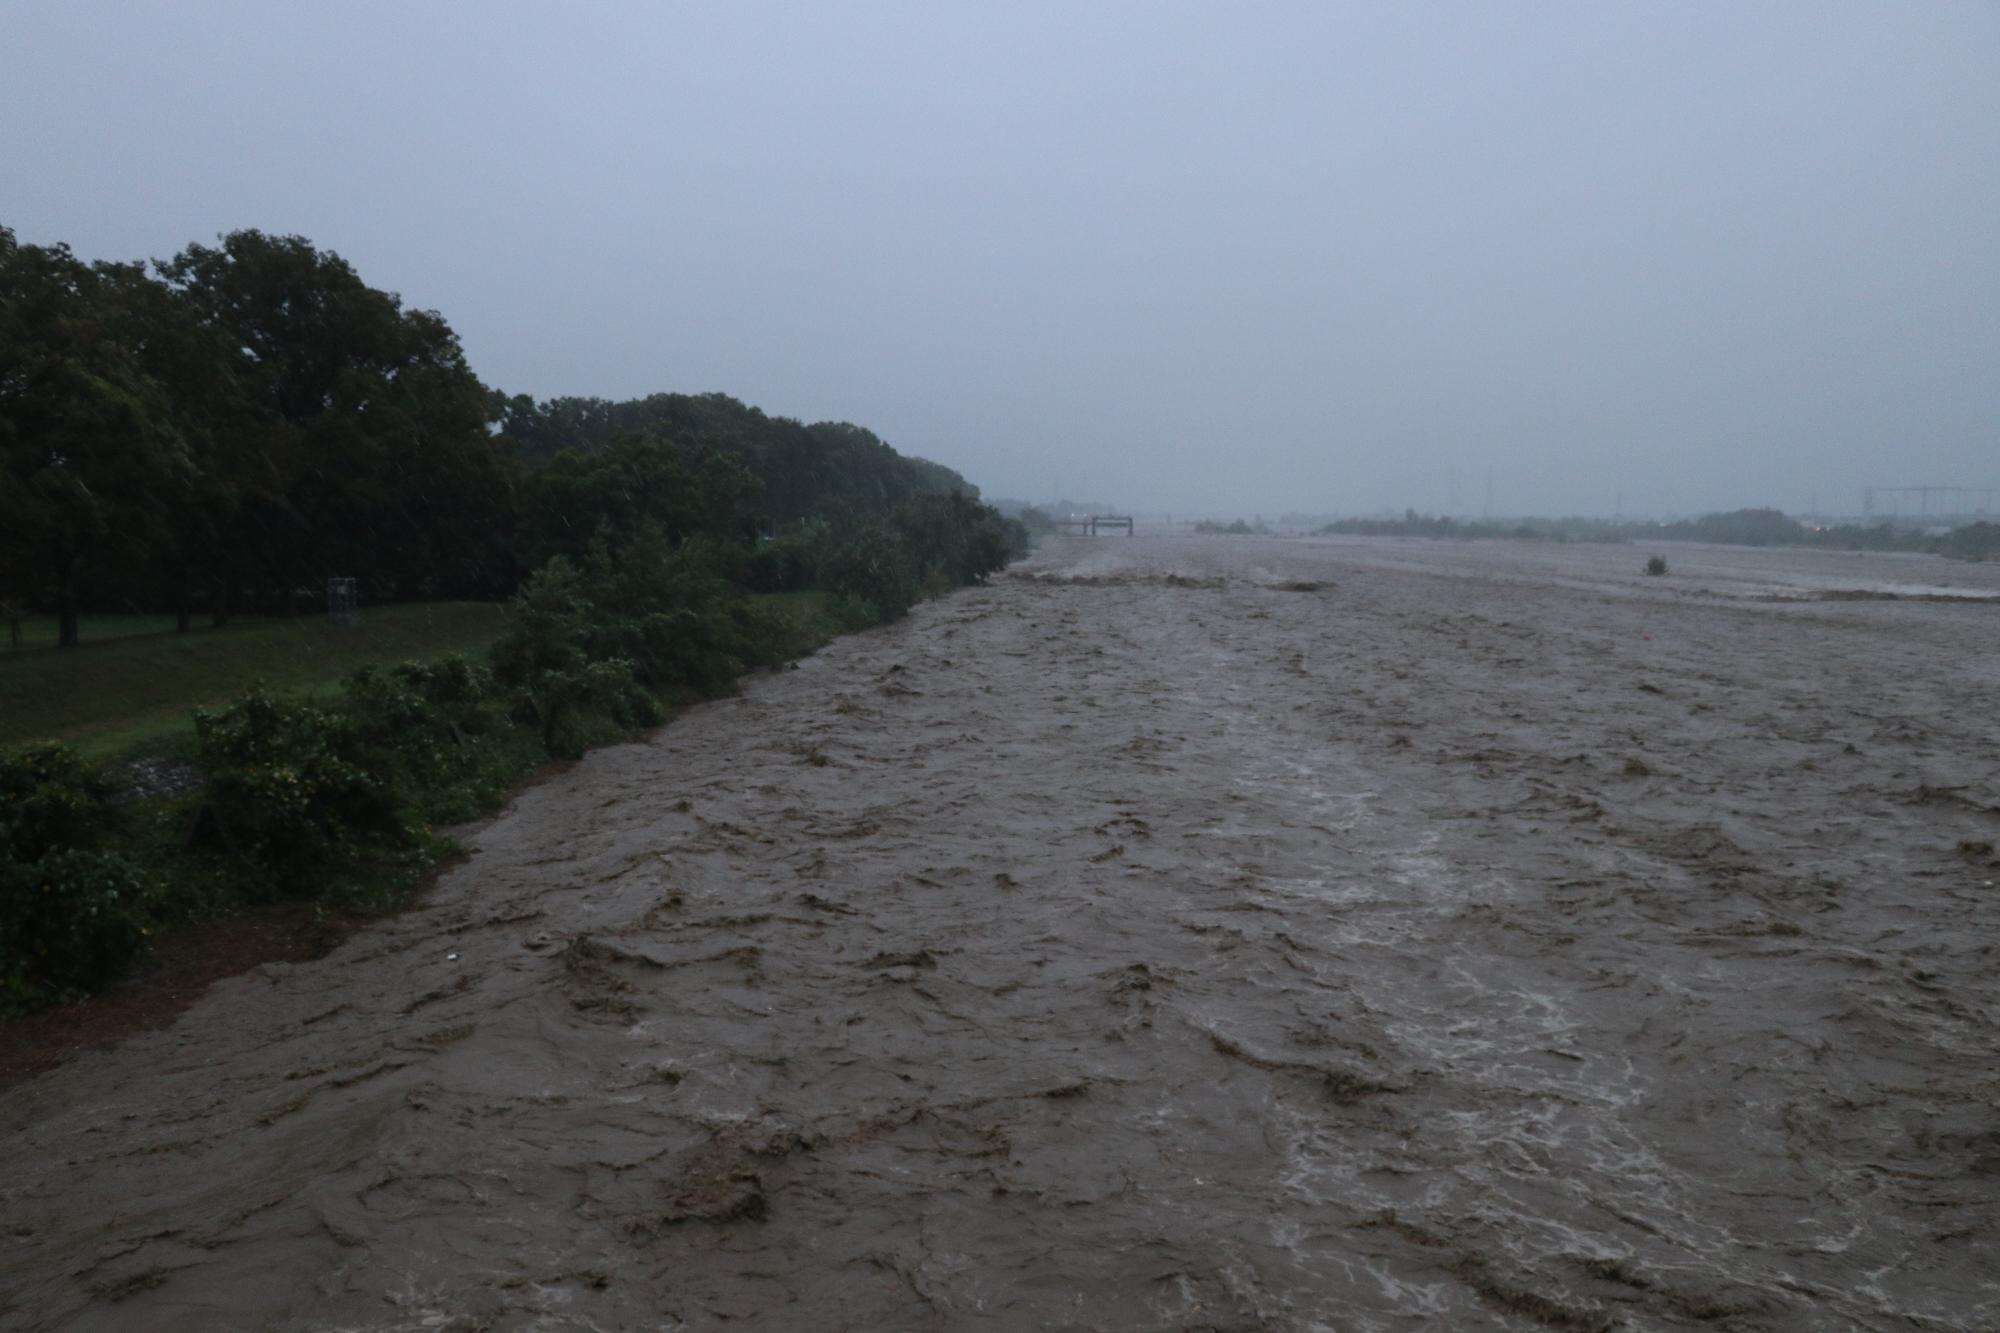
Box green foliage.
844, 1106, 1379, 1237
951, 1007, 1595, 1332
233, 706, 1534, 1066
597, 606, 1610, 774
592, 532, 775, 690
0, 742, 147, 1009
1, 849, 151, 1010
892, 492, 1027, 589
0, 236, 195, 642
0, 741, 125, 861
803, 497, 1023, 626
729, 594, 834, 665
591, 608, 741, 695
0, 219, 1038, 1014
498, 391, 977, 527
340, 654, 500, 759
157, 229, 516, 606
518, 436, 758, 572
4, 227, 518, 639
191, 690, 406, 881
744, 520, 835, 594
9, 220, 1022, 643
489, 559, 662, 757
488, 557, 595, 689
0, 601, 510, 758
337, 656, 530, 822
823, 523, 919, 622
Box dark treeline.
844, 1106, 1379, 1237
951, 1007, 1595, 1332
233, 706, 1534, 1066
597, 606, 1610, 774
1, 224, 1022, 645
497, 394, 971, 528
1319, 507, 2000, 561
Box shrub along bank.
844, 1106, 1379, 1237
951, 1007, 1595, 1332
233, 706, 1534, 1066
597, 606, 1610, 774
0, 492, 1027, 1015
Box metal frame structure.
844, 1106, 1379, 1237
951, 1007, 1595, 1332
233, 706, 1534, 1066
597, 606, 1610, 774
327, 577, 359, 626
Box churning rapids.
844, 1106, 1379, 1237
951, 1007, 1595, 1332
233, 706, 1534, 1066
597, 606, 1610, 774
3, 534, 1997, 1331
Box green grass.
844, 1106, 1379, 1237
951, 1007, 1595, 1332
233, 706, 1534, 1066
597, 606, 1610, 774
2, 613, 186, 653
0, 603, 509, 759
0, 593, 854, 762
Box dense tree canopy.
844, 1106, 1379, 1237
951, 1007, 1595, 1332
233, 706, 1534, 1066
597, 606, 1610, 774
156, 230, 516, 606
1, 224, 1018, 644
496, 391, 978, 528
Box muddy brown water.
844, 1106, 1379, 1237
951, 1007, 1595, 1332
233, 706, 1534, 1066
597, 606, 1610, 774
3, 535, 1997, 1331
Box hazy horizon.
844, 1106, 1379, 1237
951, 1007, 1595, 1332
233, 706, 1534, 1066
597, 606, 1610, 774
6, 2, 1996, 518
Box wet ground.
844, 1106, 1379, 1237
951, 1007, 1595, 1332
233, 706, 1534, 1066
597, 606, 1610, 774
3, 534, 1996, 1331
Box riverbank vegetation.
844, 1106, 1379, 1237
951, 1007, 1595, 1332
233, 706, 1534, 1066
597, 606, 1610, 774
0, 603, 509, 755
1, 223, 1026, 1013
1318, 508, 2000, 561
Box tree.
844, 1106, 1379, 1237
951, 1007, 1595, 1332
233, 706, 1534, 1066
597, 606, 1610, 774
156, 230, 512, 611
84, 254, 252, 629
493, 388, 979, 532
0, 232, 192, 645
518, 435, 759, 571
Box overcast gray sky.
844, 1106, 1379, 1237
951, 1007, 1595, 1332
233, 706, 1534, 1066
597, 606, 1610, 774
5, 2, 1995, 517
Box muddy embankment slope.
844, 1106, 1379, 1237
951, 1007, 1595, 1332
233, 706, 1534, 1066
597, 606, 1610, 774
2, 534, 1996, 1331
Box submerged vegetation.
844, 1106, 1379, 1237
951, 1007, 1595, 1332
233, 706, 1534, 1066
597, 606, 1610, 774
0, 223, 1027, 1012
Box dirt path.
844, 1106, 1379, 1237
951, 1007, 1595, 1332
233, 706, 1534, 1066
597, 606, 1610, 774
3, 535, 1996, 1331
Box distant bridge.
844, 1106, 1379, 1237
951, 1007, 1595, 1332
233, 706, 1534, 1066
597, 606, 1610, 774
1064, 514, 1134, 536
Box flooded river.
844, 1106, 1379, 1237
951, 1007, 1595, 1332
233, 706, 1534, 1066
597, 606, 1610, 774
3, 535, 1996, 1331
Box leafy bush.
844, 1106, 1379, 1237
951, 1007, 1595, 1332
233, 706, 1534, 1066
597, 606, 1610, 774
489, 556, 596, 689
1, 850, 150, 1009
892, 493, 1026, 592
343, 657, 498, 749
339, 655, 526, 822
0, 744, 147, 1009
823, 523, 919, 622
191, 689, 405, 881
1645, 555, 1669, 576
744, 520, 834, 593
590, 608, 747, 694
580, 533, 759, 693
529, 658, 663, 758
490, 559, 663, 756
0, 741, 125, 861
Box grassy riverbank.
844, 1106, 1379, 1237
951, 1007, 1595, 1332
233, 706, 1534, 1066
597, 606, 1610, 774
0, 604, 512, 758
